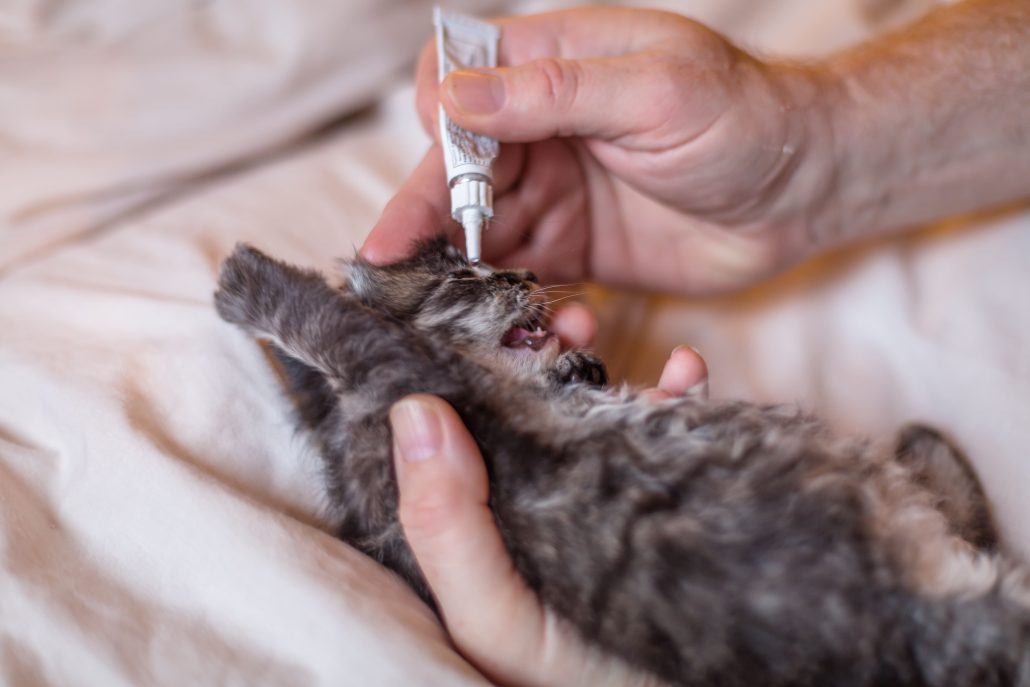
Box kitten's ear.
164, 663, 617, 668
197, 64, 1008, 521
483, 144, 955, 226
895, 424, 998, 551
343, 254, 439, 316
412, 236, 468, 271
343, 237, 465, 315
343, 257, 384, 303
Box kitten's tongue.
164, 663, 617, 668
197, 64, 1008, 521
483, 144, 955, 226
502, 325, 552, 351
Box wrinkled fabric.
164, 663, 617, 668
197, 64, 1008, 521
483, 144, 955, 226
1, 0, 1028, 685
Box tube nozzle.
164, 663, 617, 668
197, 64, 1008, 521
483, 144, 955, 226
461, 208, 484, 264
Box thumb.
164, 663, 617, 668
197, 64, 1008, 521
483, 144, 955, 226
389, 395, 545, 668
440, 57, 664, 142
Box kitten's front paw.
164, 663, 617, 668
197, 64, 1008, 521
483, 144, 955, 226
550, 351, 608, 388
214, 243, 312, 333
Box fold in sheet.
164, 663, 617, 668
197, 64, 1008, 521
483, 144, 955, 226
1, 1, 1028, 685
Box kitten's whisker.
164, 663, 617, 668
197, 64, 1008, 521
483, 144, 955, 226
534, 283, 585, 293
541, 293, 586, 306
530, 305, 556, 323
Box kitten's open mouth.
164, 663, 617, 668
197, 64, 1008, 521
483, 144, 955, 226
502, 314, 554, 352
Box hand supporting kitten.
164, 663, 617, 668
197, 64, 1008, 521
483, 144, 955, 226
390, 346, 709, 687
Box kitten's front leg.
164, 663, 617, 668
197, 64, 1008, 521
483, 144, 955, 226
215, 244, 450, 402
215, 244, 331, 335
215, 244, 379, 380
549, 350, 608, 388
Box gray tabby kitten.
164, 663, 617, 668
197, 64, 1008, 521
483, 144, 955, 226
215, 239, 1028, 687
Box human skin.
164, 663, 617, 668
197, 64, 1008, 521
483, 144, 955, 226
364, 2, 1030, 685
362, 2, 1030, 295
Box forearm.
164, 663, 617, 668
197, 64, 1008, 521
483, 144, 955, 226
810, 0, 1030, 248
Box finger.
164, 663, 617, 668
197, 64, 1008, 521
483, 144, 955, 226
638, 346, 709, 405
391, 395, 660, 687
415, 29, 534, 193
494, 8, 676, 63
485, 139, 590, 282
415, 39, 439, 135
390, 395, 549, 682
360, 145, 454, 265
657, 345, 709, 398
361, 141, 526, 265
492, 180, 588, 282
549, 302, 596, 349
491, 142, 528, 196
439, 55, 668, 142
414, 8, 669, 136
638, 388, 675, 404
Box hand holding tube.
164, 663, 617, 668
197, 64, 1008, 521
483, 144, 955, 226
366, 7, 832, 294
363, 3, 1030, 296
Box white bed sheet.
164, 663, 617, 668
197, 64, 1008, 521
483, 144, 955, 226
2, 1, 1029, 685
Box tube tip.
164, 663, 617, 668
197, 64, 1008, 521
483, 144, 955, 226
461, 209, 484, 265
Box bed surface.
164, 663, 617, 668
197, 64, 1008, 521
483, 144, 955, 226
2, 1, 1028, 684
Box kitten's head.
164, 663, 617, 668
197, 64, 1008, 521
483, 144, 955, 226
346, 238, 561, 380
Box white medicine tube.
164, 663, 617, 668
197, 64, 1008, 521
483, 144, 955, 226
434, 7, 500, 264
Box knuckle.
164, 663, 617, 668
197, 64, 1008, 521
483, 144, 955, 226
631, 56, 690, 129
532, 57, 582, 117
417, 39, 436, 76
398, 498, 456, 540
648, 59, 689, 101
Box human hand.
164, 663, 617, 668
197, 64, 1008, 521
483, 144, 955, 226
362, 7, 836, 295
388, 346, 707, 687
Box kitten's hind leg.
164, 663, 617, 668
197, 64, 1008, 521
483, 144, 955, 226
895, 423, 999, 551
273, 351, 338, 429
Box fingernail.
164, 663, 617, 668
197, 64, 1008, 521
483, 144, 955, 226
672, 344, 702, 358
446, 70, 505, 115
688, 378, 710, 400
390, 398, 443, 462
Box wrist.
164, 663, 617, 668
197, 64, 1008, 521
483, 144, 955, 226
792, 0, 1030, 253
757, 62, 847, 266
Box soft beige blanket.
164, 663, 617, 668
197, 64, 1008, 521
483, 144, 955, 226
2, 1, 1027, 684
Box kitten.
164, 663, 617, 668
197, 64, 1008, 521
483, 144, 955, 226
215, 239, 1028, 687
